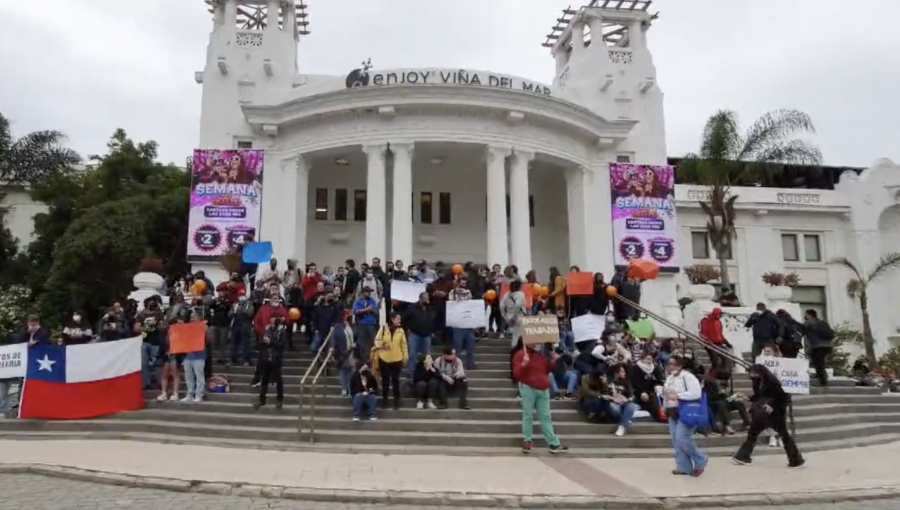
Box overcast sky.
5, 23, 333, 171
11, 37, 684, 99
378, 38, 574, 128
1, 0, 897, 168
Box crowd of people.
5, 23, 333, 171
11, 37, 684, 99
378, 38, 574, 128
0, 250, 828, 471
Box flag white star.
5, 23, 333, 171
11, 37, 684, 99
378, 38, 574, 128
36, 354, 56, 373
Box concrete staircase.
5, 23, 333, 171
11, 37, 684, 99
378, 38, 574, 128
2, 338, 900, 457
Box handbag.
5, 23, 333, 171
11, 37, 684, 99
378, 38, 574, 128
677, 392, 709, 428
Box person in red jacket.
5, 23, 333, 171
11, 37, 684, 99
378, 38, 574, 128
700, 308, 731, 374
512, 344, 569, 455
254, 296, 292, 338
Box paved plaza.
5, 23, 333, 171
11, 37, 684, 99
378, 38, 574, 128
1, 474, 899, 510
2, 440, 900, 508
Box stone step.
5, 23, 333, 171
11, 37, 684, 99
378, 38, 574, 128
111, 408, 900, 437
3, 429, 899, 458
3, 418, 898, 448
174, 390, 894, 409
146, 399, 900, 421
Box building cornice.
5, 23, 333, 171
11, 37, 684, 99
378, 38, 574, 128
242, 85, 637, 144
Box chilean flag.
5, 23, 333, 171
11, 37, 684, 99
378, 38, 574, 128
19, 336, 145, 420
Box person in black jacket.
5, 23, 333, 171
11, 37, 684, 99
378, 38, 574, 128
733, 364, 804, 468
775, 310, 803, 359
350, 361, 379, 421
405, 293, 437, 371
588, 273, 610, 316
629, 351, 666, 422
413, 354, 439, 409
802, 309, 834, 387
253, 315, 287, 410
744, 303, 784, 360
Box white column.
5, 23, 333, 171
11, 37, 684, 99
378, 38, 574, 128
570, 22, 585, 59
267, 0, 280, 31
587, 161, 614, 273
259, 151, 285, 252
294, 155, 310, 269
486, 145, 511, 267
565, 166, 588, 269
510, 149, 534, 272
390, 142, 414, 265
275, 156, 298, 266
363, 143, 388, 263
223, 0, 237, 28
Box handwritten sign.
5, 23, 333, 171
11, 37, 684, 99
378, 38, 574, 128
522, 315, 560, 346
0, 343, 27, 379
446, 299, 488, 329
571, 314, 606, 343
755, 356, 810, 395
391, 280, 426, 303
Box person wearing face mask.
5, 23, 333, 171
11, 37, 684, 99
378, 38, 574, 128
350, 361, 379, 421
375, 312, 408, 410
332, 266, 347, 301
417, 261, 438, 285
343, 260, 361, 303
485, 264, 505, 337
353, 287, 380, 357
663, 356, 707, 477
228, 290, 255, 367
733, 364, 804, 468
300, 264, 323, 340
311, 290, 344, 355
98, 305, 129, 342
355, 268, 384, 301
135, 298, 167, 389
63, 312, 94, 345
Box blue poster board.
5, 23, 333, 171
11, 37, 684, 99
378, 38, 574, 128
241, 241, 273, 264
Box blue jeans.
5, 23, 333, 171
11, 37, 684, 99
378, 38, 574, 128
0, 380, 12, 416
183, 357, 206, 399
141, 342, 160, 388
311, 329, 327, 354
407, 333, 432, 368
230, 326, 252, 364
339, 366, 352, 395
585, 399, 637, 428
352, 392, 378, 418
559, 330, 575, 352
452, 328, 476, 369
669, 418, 708, 474
549, 371, 578, 395
356, 324, 377, 357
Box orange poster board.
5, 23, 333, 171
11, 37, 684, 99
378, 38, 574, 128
168, 321, 207, 354
500, 282, 534, 309
566, 271, 594, 296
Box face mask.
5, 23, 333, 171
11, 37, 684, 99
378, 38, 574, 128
366, 274, 374, 280
410, 270, 418, 276
73, 315, 82, 322
238, 296, 248, 302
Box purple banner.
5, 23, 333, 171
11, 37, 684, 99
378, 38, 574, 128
188, 150, 264, 260
609, 163, 678, 270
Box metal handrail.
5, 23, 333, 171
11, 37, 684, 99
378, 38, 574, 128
306, 347, 334, 444
297, 327, 333, 429
613, 294, 750, 369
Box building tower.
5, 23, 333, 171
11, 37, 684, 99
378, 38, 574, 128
195, 0, 309, 149
544, 0, 666, 164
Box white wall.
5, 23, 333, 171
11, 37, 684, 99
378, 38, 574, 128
1, 189, 48, 249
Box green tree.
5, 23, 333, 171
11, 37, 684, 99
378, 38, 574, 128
829, 254, 900, 365
25, 129, 190, 325
0, 112, 80, 186
677, 110, 822, 287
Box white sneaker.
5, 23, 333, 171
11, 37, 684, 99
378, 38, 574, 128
769, 436, 778, 447
352, 416, 360, 422
777, 437, 784, 448
192, 396, 203, 403
180, 396, 193, 403
615, 426, 626, 437
340, 391, 349, 398
416, 401, 424, 410
168, 394, 179, 401
427, 400, 437, 410
156, 393, 168, 402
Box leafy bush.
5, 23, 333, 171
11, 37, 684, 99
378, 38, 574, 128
826, 323, 859, 376
683, 264, 721, 284
0, 285, 32, 343
877, 347, 900, 379
761, 271, 800, 287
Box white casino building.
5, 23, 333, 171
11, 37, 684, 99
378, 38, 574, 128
6, 0, 900, 355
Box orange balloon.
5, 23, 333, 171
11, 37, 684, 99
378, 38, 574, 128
452, 264, 464, 275
289, 307, 301, 321
540, 285, 549, 297
194, 280, 207, 293
605, 285, 618, 297
485, 289, 497, 302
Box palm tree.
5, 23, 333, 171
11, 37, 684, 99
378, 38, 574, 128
829, 254, 900, 365
0, 112, 80, 187
678, 109, 822, 288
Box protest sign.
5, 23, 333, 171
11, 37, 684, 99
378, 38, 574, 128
566, 272, 593, 296
391, 280, 426, 303
446, 299, 488, 329
571, 314, 606, 343
0, 343, 27, 379
522, 315, 560, 346
755, 356, 810, 395
168, 322, 207, 354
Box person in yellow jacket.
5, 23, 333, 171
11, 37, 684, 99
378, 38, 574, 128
375, 312, 408, 410
548, 266, 566, 313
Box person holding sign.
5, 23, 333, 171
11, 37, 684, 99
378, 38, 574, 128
513, 344, 569, 455
733, 364, 805, 468
449, 278, 477, 370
